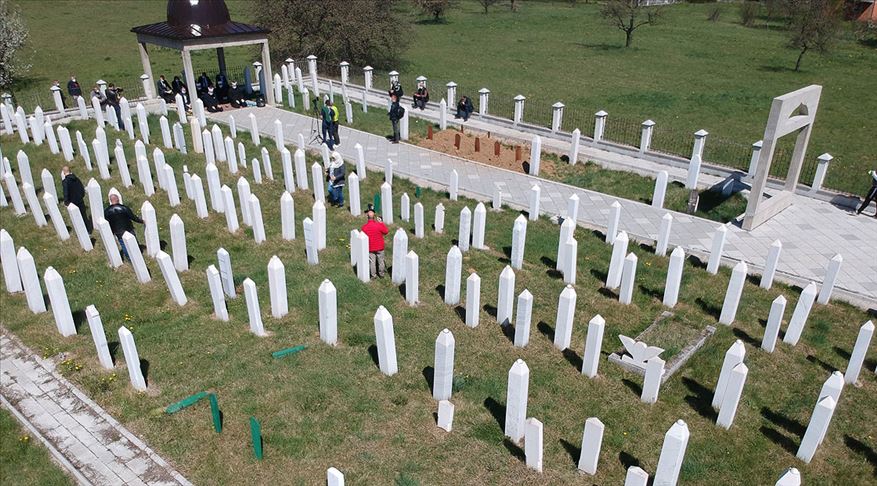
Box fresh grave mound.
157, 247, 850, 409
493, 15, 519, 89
419, 129, 559, 177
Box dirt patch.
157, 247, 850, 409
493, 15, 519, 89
418, 129, 559, 177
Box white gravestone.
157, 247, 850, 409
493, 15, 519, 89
783, 282, 818, 346
664, 247, 685, 307
16, 247, 45, 313
374, 306, 398, 376
578, 417, 605, 475
525, 418, 543, 473
449, 169, 458, 201
656, 213, 673, 257
466, 273, 481, 328
641, 356, 666, 404
529, 135, 542, 175
43, 193, 70, 240
224, 136, 238, 174
528, 184, 541, 220
607, 201, 621, 244
718, 261, 748, 325
123, 232, 150, 283
511, 215, 527, 270
817, 253, 842, 304
653, 170, 668, 208
706, 225, 728, 274
217, 248, 235, 298
433, 329, 455, 401
282, 148, 295, 192
796, 396, 836, 464
437, 400, 454, 432
5, 173, 26, 215
221, 185, 239, 233
169, 214, 188, 272
385, 158, 393, 185
205, 163, 224, 213
505, 359, 530, 443
434, 203, 445, 233
761, 239, 782, 289
250, 194, 266, 244
44, 267, 75, 336
281, 192, 295, 240
136, 156, 155, 196
514, 289, 533, 348
348, 172, 361, 217
311, 162, 325, 202
295, 149, 308, 189
141, 201, 159, 257
554, 285, 577, 350
457, 206, 471, 252
319, 279, 338, 345
267, 256, 288, 318
156, 251, 187, 306
96, 219, 122, 269
562, 236, 577, 285
392, 229, 408, 285
205, 265, 229, 322
444, 246, 463, 305
85, 305, 113, 369
303, 218, 319, 265
472, 203, 487, 249
761, 295, 786, 353
22, 183, 47, 227
239, 178, 253, 226
380, 182, 394, 224
497, 265, 516, 326
405, 251, 419, 305
713, 340, 746, 411
582, 315, 606, 378
716, 363, 748, 429
327, 468, 344, 486
654, 420, 690, 486
845, 320, 874, 385
190, 174, 209, 219
114, 145, 133, 187
164, 165, 180, 207
67, 203, 93, 251
400, 193, 410, 222
173, 122, 187, 154
606, 231, 629, 289
313, 199, 327, 250
619, 253, 638, 304
355, 143, 366, 179
243, 278, 267, 337
118, 327, 146, 391
775, 468, 801, 486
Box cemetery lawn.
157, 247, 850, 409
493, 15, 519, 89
1, 113, 876, 484
0, 407, 74, 485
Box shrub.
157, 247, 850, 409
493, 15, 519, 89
739, 2, 758, 27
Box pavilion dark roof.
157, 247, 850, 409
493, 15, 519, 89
131, 20, 269, 41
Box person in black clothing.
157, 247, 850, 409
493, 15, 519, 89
52, 80, 67, 108
197, 72, 212, 95
104, 194, 144, 261
412, 81, 429, 110
215, 73, 229, 102
157, 75, 175, 103
201, 86, 223, 112
388, 94, 404, 144
228, 81, 245, 108
388, 81, 403, 100
171, 76, 186, 95
91, 85, 107, 107
106, 83, 123, 129
67, 75, 82, 99
856, 170, 877, 217
456, 95, 474, 121
61, 166, 90, 232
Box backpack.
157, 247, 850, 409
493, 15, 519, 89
389, 103, 405, 121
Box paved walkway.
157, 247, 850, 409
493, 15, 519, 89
207, 106, 877, 305
0, 328, 192, 486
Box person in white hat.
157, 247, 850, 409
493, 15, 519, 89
857, 170, 877, 217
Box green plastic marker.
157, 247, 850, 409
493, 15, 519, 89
165, 392, 208, 414
208, 393, 221, 433
271, 345, 307, 359
250, 417, 263, 460
373, 193, 381, 213
415, 186, 422, 198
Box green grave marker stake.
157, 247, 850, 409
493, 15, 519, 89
250, 417, 263, 460
415, 186, 422, 198
165, 391, 208, 414
373, 193, 381, 213
271, 345, 307, 359
208, 393, 222, 433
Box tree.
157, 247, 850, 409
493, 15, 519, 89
0, 0, 30, 89
600, 0, 663, 48
478, 0, 498, 14
254, 0, 409, 70
787, 0, 844, 71
415, 0, 454, 22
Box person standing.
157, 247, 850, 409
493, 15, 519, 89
856, 170, 877, 217
104, 194, 144, 261
330, 100, 341, 146
388, 94, 404, 144
61, 166, 90, 232
105, 83, 123, 129
67, 74, 82, 99
327, 152, 346, 208
321, 98, 335, 150
361, 206, 389, 279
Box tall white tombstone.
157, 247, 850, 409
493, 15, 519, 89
353, 143, 366, 179
303, 218, 319, 265
224, 136, 238, 174
762, 295, 786, 353
562, 236, 577, 285
16, 151, 33, 188
819, 370, 845, 404
713, 340, 746, 410
525, 418, 543, 473
243, 278, 267, 337
761, 240, 783, 289
66, 203, 93, 251
267, 256, 288, 318
796, 396, 836, 464
504, 359, 530, 443
44, 267, 76, 336
655, 213, 673, 257
314, 279, 339, 345
280, 148, 295, 192
22, 183, 47, 227
216, 248, 235, 298
250, 194, 266, 244
578, 417, 605, 475
84, 305, 113, 369
294, 149, 308, 190
654, 420, 690, 486
0, 230, 22, 293
567, 193, 580, 222
582, 315, 605, 378
435, 203, 445, 233
664, 247, 685, 307
95, 219, 122, 269
164, 165, 180, 207
497, 266, 516, 326
619, 253, 638, 304
118, 327, 146, 390
716, 363, 748, 429
123, 232, 150, 283
653, 171, 668, 209
280, 192, 296, 240
36, 166, 53, 199
437, 400, 454, 432
381, 182, 394, 224
327, 468, 344, 486
153, 148, 168, 190
191, 174, 209, 219
528, 184, 541, 221
706, 225, 728, 274
141, 201, 159, 257
169, 214, 188, 272
845, 320, 874, 385
390, 229, 408, 285
405, 251, 419, 305
449, 169, 458, 201
529, 135, 542, 176
5, 173, 27, 216
775, 468, 801, 486
16, 247, 45, 313
444, 246, 463, 305
385, 158, 393, 185
205, 163, 224, 213
641, 356, 665, 404
58, 126, 74, 161
248, 113, 260, 145
159, 116, 172, 148
466, 273, 481, 328
173, 122, 187, 154
493, 186, 503, 210
606, 231, 629, 289
136, 103, 150, 144
313, 199, 327, 250
472, 203, 487, 249
311, 162, 325, 202
783, 282, 818, 346
433, 329, 456, 401
43, 193, 69, 240
205, 265, 229, 322
719, 261, 748, 325
190, 119, 203, 153
374, 306, 398, 376
156, 251, 187, 306
136, 156, 155, 196
457, 206, 471, 252
817, 254, 842, 304
236, 178, 252, 227
625, 467, 649, 486
511, 215, 528, 270
400, 193, 410, 222
221, 185, 239, 233
554, 285, 577, 350
44, 120, 59, 154
348, 173, 361, 217
514, 289, 533, 348
607, 201, 621, 244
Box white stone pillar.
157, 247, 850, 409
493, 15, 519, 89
640, 120, 655, 152
374, 306, 398, 376
655, 213, 673, 257
405, 251, 419, 305
435, 203, 445, 233
819, 370, 844, 403
653, 170, 668, 209
216, 248, 234, 298
250, 194, 266, 244
44, 120, 59, 154
58, 126, 74, 161
224, 136, 238, 174
713, 340, 746, 410
654, 420, 689, 485
42, 193, 68, 240
811, 153, 832, 192
497, 265, 516, 326
400, 193, 410, 222
303, 218, 319, 265
845, 320, 874, 385
83, 305, 113, 369
392, 229, 408, 285
528, 184, 541, 220
156, 251, 186, 306
280, 192, 295, 240
625, 467, 649, 486
348, 173, 361, 217
716, 363, 748, 429
530, 135, 542, 176
581, 314, 605, 378
525, 418, 543, 473
511, 215, 528, 270
478, 88, 490, 116
439, 99, 447, 129
437, 400, 454, 432
783, 282, 818, 345
775, 468, 801, 486
817, 253, 842, 304
505, 359, 530, 443
594, 110, 608, 142
686, 154, 702, 190
706, 225, 728, 274
692, 129, 709, 160
400, 108, 409, 140
606, 201, 621, 245
123, 232, 150, 283
719, 261, 748, 325
16, 247, 46, 313
381, 182, 394, 224
191, 174, 209, 218
140, 201, 159, 258
513, 289, 533, 347
449, 169, 458, 200
465, 273, 481, 328
268, 256, 288, 318
294, 149, 308, 190
762, 295, 786, 353
22, 183, 47, 227
243, 278, 267, 337
446, 82, 457, 110
562, 236, 577, 285
578, 417, 604, 475
4, 174, 26, 216
619, 253, 638, 305
67, 203, 93, 251
554, 285, 577, 350
210, 125, 225, 162
169, 214, 188, 272
664, 247, 685, 308
206, 265, 229, 322
118, 326, 146, 390
44, 267, 75, 336
760, 239, 782, 289
458, 206, 471, 252
433, 329, 455, 401
444, 246, 463, 305
747, 140, 763, 178
313, 199, 327, 250
606, 231, 629, 289
249, 113, 260, 146
0, 231, 21, 293
307, 55, 319, 95
641, 356, 665, 404
513, 95, 525, 125
135, 103, 150, 144
796, 396, 836, 464
551, 102, 565, 132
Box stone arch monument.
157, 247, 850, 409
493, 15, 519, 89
742, 85, 822, 230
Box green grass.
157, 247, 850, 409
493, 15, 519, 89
0, 407, 74, 486
1, 111, 875, 484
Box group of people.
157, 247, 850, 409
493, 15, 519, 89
156, 72, 249, 113
384, 79, 476, 141
320, 98, 342, 150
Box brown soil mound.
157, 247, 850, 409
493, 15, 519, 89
418, 129, 558, 177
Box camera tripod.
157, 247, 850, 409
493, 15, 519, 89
308, 96, 324, 146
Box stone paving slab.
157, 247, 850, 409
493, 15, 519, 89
207, 105, 876, 306
0, 327, 192, 486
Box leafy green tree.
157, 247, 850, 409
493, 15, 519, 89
0, 0, 30, 89
787, 0, 844, 71
415, 0, 454, 22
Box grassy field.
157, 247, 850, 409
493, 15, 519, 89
0, 407, 73, 485
1, 109, 875, 483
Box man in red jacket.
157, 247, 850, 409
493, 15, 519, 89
361, 205, 389, 278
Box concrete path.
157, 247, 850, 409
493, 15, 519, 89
0, 328, 192, 486
207, 106, 876, 305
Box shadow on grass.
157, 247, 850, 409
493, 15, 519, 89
844, 435, 877, 476
761, 407, 806, 436
760, 425, 798, 455
833, 346, 851, 361
560, 438, 581, 466
107, 341, 120, 366
562, 349, 583, 371
367, 345, 380, 370
501, 324, 515, 344
682, 377, 718, 421
622, 378, 642, 397
536, 321, 554, 342
422, 366, 434, 392
638, 284, 663, 301
687, 254, 707, 270
483, 397, 505, 430
546, 268, 563, 280
72, 309, 87, 333
732, 328, 760, 347
806, 354, 837, 373
590, 268, 608, 283
159, 239, 168, 251
619, 450, 641, 469
483, 304, 497, 319
540, 256, 556, 269
454, 306, 466, 324
503, 438, 525, 462
598, 287, 618, 300
695, 298, 721, 321
140, 359, 150, 387
435, 284, 445, 300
